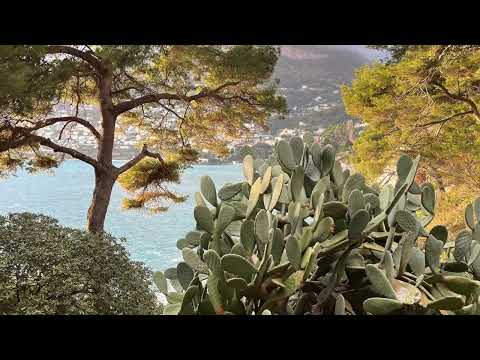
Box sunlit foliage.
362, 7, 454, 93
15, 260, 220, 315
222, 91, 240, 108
342, 45, 480, 231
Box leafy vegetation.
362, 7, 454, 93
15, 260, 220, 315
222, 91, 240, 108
342, 45, 480, 232
0, 45, 286, 232
0, 213, 161, 314
152, 133, 480, 315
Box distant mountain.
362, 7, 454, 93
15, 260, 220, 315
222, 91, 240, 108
269, 45, 376, 134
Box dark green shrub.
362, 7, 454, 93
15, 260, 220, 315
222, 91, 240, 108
0, 213, 161, 315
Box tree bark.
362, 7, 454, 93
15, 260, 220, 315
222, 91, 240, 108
86, 169, 116, 233
86, 62, 117, 234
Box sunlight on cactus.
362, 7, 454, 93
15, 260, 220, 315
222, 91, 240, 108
148, 133, 480, 315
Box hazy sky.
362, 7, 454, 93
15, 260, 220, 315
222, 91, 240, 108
339, 45, 388, 61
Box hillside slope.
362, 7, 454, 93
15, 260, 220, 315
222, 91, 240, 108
269, 45, 375, 133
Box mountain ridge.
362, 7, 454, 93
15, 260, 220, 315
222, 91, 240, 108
269, 45, 375, 133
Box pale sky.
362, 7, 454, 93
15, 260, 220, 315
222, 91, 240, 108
337, 45, 388, 61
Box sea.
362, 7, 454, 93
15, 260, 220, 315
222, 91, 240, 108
0, 160, 242, 272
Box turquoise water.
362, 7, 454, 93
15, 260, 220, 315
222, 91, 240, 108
0, 161, 241, 271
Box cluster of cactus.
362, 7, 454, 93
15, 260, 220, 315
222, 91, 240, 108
153, 133, 480, 315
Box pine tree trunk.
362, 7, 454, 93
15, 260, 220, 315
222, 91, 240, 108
86, 169, 116, 233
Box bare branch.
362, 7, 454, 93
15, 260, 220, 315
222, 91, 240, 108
32, 117, 101, 140
432, 81, 480, 122
115, 143, 165, 175
111, 86, 142, 96
384, 127, 401, 136
28, 135, 102, 170
415, 110, 474, 128
46, 45, 103, 73
114, 81, 241, 116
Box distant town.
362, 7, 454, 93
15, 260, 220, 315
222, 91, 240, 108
39, 97, 363, 166
45, 100, 363, 166
32, 46, 374, 166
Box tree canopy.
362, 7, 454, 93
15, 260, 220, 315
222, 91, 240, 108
342, 45, 480, 231
0, 45, 286, 231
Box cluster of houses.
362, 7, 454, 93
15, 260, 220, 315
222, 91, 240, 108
37, 89, 364, 164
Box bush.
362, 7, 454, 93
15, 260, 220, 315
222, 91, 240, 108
154, 133, 480, 315
0, 213, 161, 315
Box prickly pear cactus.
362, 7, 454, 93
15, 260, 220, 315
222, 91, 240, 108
153, 134, 480, 315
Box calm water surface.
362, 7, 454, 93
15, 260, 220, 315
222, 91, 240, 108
0, 161, 241, 271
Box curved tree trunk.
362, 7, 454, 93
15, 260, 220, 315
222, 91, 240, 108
87, 63, 117, 234
86, 169, 116, 233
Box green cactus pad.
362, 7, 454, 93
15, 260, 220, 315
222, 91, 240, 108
465, 203, 475, 230
383, 250, 395, 284
312, 191, 325, 214
182, 248, 209, 274
259, 166, 272, 194
321, 144, 336, 176
163, 303, 182, 315
425, 235, 443, 273
303, 131, 314, 146
468, 244, 480, 266
408, 181, 422, 195
299, 227, 314, 251
268, 174, 284, 211
364, 193, 380, 211
365, 264, 397, 299
440, 276, 480, 296
313, 216, 334, 242
289, 136, 304, 165
301, 246, 314, 269
240, 220, 255, 256
311, 143, 322, 171
203, 249, 222, 276
323, 201, 348, 218
221, 254, 258, 281
194, 206, 214, 234
271, 228, 285, 265
271, 165, 283, 177
207, 274, 224, 315
379, 184, 393, 211
290, 166, 306, 202
226, 277, 248, 292
286, 234, 302, 270
395, 210, 420, 234
430, 225, 448, 243
407, 247, 425, 277
363, 297, 403, 315
194, 191, 207, 208
246, 177, 263, 219
348, 189, 366, 216
397, 232, 416, 275
164, 267, 178, 280
166, 291, 184, 304
231, 243, 248, 258
153, 271, 168, 293
342, 173, 365, 203
218, 182, 244, 201
254, 209, 270, 246
176, 238, 190, 250
277, 140, 296, 171
243, 155, 255, 185
200, 175, 218, 207
421, 183, 435, 214
184, 231, 202, 247
349, 209, 370, 241
427, 295, 464, 311
216, 204, 236, 235
396, 154, 413, 180
177, 262, 194, 290
335, 294, 346, 315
